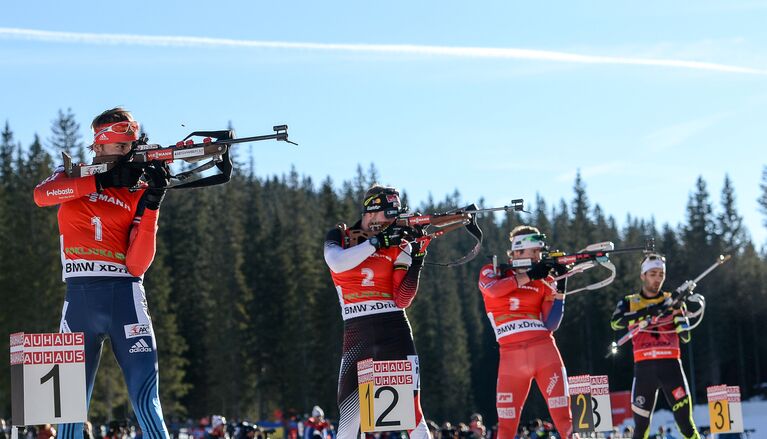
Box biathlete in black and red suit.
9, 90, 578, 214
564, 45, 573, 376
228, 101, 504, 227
611, 253, 700, 439
323, 185, 431, 439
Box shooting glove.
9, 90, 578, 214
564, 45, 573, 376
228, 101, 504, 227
95, 160, 143, 192
410, 241, 427, 267
142, 162, 171, 211
369, 225, 407, 249
550, 262, 568, 276
526, 261, 551, 280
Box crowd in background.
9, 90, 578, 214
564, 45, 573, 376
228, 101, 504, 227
0, 414, 756, 439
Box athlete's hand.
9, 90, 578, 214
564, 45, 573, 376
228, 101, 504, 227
370, 225, 407, 249
549, 261, 568, 277
649, 296, 674, 316
410, 240, 427, 267
526, 261, 551, 280
95, 160, 143, 191
142, 162, 170, 210
144, 161, 171, 189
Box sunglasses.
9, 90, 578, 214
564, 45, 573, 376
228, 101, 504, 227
518, 233, 546, 243
95, 121, 139, 137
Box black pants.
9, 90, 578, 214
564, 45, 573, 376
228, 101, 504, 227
631, 359, 699, 439
337, 311, 428, 439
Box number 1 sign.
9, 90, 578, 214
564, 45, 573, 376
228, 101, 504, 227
10, 332, 87, 426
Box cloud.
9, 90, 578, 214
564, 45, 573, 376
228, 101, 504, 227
1, 27, 765, 75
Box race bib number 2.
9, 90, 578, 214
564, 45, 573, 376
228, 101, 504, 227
357, 358, 416, 432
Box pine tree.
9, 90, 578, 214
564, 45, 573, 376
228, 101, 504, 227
48, 108, 85, 158
759, 166, 767, 233
718, 175, 747, 254
680, 176, 719, 396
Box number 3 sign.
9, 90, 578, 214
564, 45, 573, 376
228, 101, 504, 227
10, 332, 87, 426
357, 358, 417, 433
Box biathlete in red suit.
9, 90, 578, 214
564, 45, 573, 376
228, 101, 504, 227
34, 108, 172, 439
478, 226, 577, 439
610, 254, 699, 439
323, 185, 431, 439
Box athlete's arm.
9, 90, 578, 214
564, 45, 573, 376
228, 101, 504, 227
125, 199, 159, 277
392, 243, 422, 309
478, 265, 523, 298
610, 297, 670, 331
610, 296, 661, 330
323, 228, 376, 273
541, 280, 565, 331
33, 168, 97, 207
675, 303, 693, 343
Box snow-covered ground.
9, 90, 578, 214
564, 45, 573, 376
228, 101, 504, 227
636, 398, 766, 438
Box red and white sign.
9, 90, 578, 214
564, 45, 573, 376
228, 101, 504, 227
146, 149, 174, 161
10, 332, 87, 426
357, 358, 416, 433
568, 374, 591, 395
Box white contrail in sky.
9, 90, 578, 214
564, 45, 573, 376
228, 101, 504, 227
1, 27, 764, 75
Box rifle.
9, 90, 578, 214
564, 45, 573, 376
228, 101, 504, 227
607, 254, 731, 357
341, 199, 526, 267
496, 238, 655, 295
63, 125, 296, 189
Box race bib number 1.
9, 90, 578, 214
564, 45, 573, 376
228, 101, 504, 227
357, 358, 416, 433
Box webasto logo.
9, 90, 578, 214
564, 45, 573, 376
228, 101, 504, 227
47, 188, 74, 196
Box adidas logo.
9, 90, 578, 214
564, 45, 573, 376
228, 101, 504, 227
129, 339, 152, 354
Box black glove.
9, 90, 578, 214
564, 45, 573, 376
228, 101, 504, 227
369, 225, 408, 249
95, 160, 143, 192
141, 162, 171, 210
526, 261, 551, 280
410, 240, 427, 267
549, 261, 568, 276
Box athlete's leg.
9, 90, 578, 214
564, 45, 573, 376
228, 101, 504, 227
631, 361, 660, 439
532, 339, 573, 438
377, 321, 430, 439
497, 345, 533, 439
57, 281, 109, 439
658, 359, 699, 439
109, 280, 169, 439
336, 323, 368, 439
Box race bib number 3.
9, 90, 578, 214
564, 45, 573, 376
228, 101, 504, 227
357, 358, 416, 433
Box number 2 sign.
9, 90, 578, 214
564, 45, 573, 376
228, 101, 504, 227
357, 358, 417, 433
10, 332, 87, 426
568, 375, 594, 434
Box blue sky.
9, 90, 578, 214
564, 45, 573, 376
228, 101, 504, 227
2, 1, 766, 246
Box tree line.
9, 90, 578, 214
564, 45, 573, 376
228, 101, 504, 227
1, 109, 766, 427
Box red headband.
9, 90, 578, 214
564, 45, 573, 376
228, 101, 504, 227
93, 121, 140, 145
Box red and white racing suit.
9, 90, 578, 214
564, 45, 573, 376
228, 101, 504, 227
324, 222, 430, 439
478, 265, 573, 439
